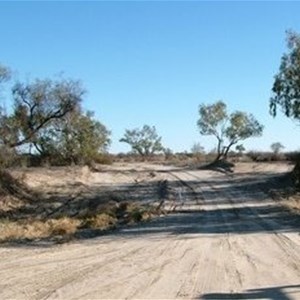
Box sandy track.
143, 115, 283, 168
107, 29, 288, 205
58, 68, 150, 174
1, 164, 300, 299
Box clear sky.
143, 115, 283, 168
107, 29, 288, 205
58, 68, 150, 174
1, 1, 300, 153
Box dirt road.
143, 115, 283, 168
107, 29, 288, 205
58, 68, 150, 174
1, 164, 300, 299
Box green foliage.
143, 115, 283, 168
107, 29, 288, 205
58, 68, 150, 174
61, 111, 111, 164
225, 111, 263, 144
197, 101, 228, 157
198, 101, 227, 136
0, 64, 11, 84
270, 31, 300, 185
235, 144, 245, 154
0, 63, 111, 166
120, 125, 164, 156
197, 101, 263, 160
270, 142, 285, 154
32, 110, 111, 165
270, 31, 300, 120
0, 78, 84, 148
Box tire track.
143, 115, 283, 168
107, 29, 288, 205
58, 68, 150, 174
1, 164, 300, 300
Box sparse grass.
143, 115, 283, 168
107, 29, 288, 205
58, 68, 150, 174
268, 173, 300, 214
82, 213, 117, 230
0, 193, 162, 244
0, 217, 81, 242
48, 217, 81, 235
0, 169, 34, 201
80, 201, 162, 230
0, 166, 165, 244
0, 201, 160, 243
279, 193, 300, 213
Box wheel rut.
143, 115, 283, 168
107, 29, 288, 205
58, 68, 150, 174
1, 164, 300, 300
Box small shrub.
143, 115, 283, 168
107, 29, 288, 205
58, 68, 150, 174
125, 204, 147, 223
93, 153, 113, 165
129, 208, 143, 222
0, 217, 81, 242
0, 169, 33, 201
83, 213, 117, 230
286, 151, 300, 162
0, 147, 19, 168
47, 218, 81, 236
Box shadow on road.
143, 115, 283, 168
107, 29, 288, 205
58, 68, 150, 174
199, 284, 300, 300
1, 168, 299, 247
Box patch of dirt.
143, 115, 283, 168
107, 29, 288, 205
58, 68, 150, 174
0, 162, 299, 299
0, 164, 173, 244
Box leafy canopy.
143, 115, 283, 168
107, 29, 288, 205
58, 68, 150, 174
0, 78, 83, 148
32, 110, 111, 164
0, 64, 11, 84
120, 125, 164, 156
270, 142, 285, 154
270, 31, 300, 120
0, 63, 111, 166
197, 101, 263, 160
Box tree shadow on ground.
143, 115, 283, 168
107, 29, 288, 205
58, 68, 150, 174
198, 159, 235, 174
109, 203, 300, 238
199, 284, 300, 300
1, 167, 299, 247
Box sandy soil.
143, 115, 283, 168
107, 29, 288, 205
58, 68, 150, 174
1, 162, 300, 299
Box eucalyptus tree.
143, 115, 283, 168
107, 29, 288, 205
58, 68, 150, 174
270, 31, 300, 120
0, 78, 84, 148
197, 101, 263, 161
270, 31, 300, 182
120, 125, 164, 156
270, 142, 285, 154
0, 63, 111, 166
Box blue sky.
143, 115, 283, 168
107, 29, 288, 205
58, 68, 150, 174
1, 1, 300, 153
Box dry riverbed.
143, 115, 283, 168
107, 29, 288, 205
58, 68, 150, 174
0, 162, 299, 299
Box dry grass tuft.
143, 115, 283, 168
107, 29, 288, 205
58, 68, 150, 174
47, 218, 81, 236
0, 220, 48, 242
281, 194, 300, 213
0, 217, 82, 242
0, 169, 34, 201
0, 168, 163, 243
83, 213, 117, 230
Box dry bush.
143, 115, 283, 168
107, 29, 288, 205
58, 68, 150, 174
81, 201, 160, 230
47, 218, 81, 235
0, 169, 34, 202
124, 203, 161, 223
0, 147, 22, 168
0, 217, 81, 242
0, 168, 162, 243
0, 169, 37, 216
125, 204, 144, 223
0, 220, 25, 242
284, 196, 300, 212
193, 153, 207, 163
93, 153, 115, 164
83, 213, 117, 230
0, 220, 46, 242
246, 151, 288, 162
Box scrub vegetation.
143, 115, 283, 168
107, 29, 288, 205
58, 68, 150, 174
0, 31, 300, 245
